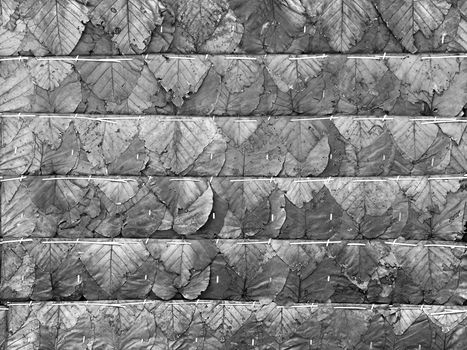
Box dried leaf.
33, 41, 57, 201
0, 20, 25, 55
288, 140, 332, 173
0, 253, 35, 299
20, 0, 89, 54
221, 58, 261, 93
75, 120, 139, 172
32, 74, 83, 113
450, 134, 467, 172
27, 59, 73, 90
157, 240, 217, 288
328, 180, 397, 221
304, 0, 376, 51
76, 58, 143, 102
247, 257, 289, 301
438, 123, 467, 145
375, 0, 451, 52
228, 0, 306, 53
173, 185, 213, 235
212, 72, 264, 115
1, 0, 18, 25
180, 265, 211, 299
432, 192, 467, 240
334, 118, 385, 146
321, 310, 371, 349
215, 118, 258, 146
128, 65, 163, 113
335, 243, 383, 283
454, 18, 467, 50
399, 178, 459, 211
1, 181, 36, 238
394, 245, 459, 291
433, 60, 467, 117
29, 178, 86, 213
0, 119, 35, 174
0, 62, 34, 111
152, 303, 195, 339
89, 0, 162, 53
122, 191, 170, 237
140, 118, 217, 173
95, 180, 139, 205
272, 241, 324, 271
428, 306, 467, 333
147, 55, 210, 107
80, 242, 149, 294
388, 55, 459, 99
264, 55, 322, 92
275, 179, 324, 208
395, 315, 434, 349
212, 178, 275, 221
388, 119, 439, 161
201, 303, 253, 338
217, 240, 274, 279
150, 178, 213, 235
40, 124, 81, 174
337, 59, 399, 112
4, 307, 39, 349
93, 307, 156, 348
200, 9, 243, 53
174, 0, 228, 45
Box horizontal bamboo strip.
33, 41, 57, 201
3, 53, 467, 61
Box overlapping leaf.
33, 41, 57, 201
328, 179, 398, 222
264, 55, 322, 92
149, 240, 217, 291
88, 0, 162, 53
389, 118, 439, 161
170, 0, 229, 48
148, 179, 211, 234
1, 0, 18, 26
388, 55, 459, 103
32, 73, 83, 113
434, 59, 467, 117
394, 244, 460, 292
19, 0, 89, 54
211, 56, 261, 93
27, 59, 73, 90
146, 55, 210, 107
76, 58, 144, 102
92, 307, 156, 348
304, 0, 376, 51
374, 0, 451, 52
140, 117, 217, 174
215, 117, 259, 146
228, 0, 306, 53
0, 21, 26, 55
337, 58, 400, 112
0, 61, 34, 112
80, 241, 149, 295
